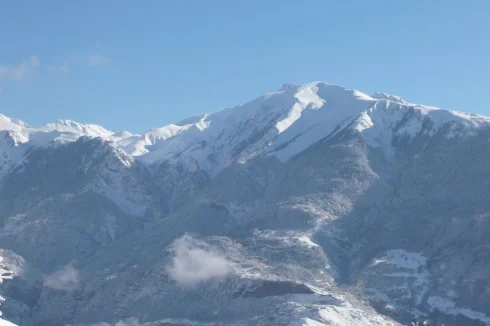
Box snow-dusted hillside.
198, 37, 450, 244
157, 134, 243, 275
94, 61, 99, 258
0, 82, 490, 326
0, 255, 17, 326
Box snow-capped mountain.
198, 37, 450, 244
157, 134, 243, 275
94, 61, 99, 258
0, 82, 490, 326
4, 82, 489, 178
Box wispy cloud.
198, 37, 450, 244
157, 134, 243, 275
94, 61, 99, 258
43, 265, 79, 291
50, 54, 111, 73
57, 60, 72, 73
87, 54, 111, 67
0, 56, 40, 81
59, 60, 70, 73
166, 234, 234, 288
49, 59, 71, 73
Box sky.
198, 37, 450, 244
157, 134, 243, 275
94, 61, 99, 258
0, 0, 489, 133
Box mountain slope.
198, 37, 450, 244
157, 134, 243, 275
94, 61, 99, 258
0, 82, 489, 325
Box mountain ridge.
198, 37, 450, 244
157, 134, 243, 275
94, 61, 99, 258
1, 81, 489, 177
0, 82, 490, 325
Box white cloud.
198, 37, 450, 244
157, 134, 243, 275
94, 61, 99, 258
57, 60, 72, 73
87, 54, 111, 67
59, 61, 70, 73
166, 234, 234, 288
49, 53, 111, 73
43, 265, 79, 291
0, 56, 39, 81
48, 60, 71, 73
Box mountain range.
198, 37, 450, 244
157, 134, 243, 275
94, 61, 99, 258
0, 82, 489, 326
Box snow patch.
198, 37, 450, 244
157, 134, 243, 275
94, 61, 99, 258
289, 318, 326, 326
0, 257, 16, 325
318, 306, 396, 325
296, 236, 319, 248
0, 318, 16, 326
365, 249, 430, 306
427, 296, 490, 324
371, 249, 427, 270
275, 84, 325, 133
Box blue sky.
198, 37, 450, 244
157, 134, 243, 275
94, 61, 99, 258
0, 1, 489, 133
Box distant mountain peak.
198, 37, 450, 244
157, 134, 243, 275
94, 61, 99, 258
0, 114, 31, 133
112, 130, 134, 138
40, 119, 113, 137
371, 92, 409, 104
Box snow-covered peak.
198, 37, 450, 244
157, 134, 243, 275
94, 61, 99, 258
0, 114, 141, 175
122, 123, 194, 156
113, 130, 133, 138
39, 119, 113, 138
0, 115, 30, 134
133, 82, 379, 173
127, 81, 490, 176
176, 114, 208, 126
146, 124, 192, 141
371, 92, 409, 104
2, 130, 28, 147
29, 119, 141, 148
1, 81, 489, 177
345, 98, 490, 161
0, 114, 121, 145
0, 116, 32, 177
